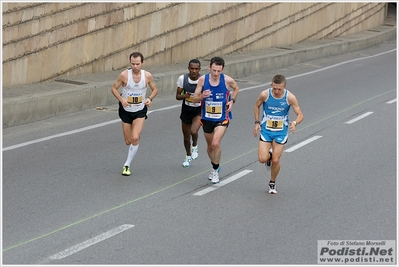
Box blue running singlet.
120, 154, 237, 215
260, 89, 291, 144
201, 73, 232, 122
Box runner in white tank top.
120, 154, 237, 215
111, 52, 158, 176
121, 69, 148, 113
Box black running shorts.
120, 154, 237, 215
118, 102, 147, 124
180, 109, 201, 124
200, 119, 229, 133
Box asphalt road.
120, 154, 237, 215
2, 39, 397, 265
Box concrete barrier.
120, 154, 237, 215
2, 23, 396, 128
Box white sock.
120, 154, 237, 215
124, 144, 139, 167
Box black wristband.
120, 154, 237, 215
255, 120, 260, 124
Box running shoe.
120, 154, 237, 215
266, 151, 272, 170
211, 169, 220, 184
268, 182, 277, 194
122, 166, 131, 176
191, 146, 199, 160
182, 156, 192, 168
208, 166, 221, 180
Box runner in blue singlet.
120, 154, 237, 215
192, 57, 239, 184
253, 74, 304, 194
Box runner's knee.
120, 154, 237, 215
271, 157, 280, 165
124, 138, 131, 145
211, 141, 220, 150
191, 128, 199, 135
130, 135, 140, 145
259, 157, 267, 164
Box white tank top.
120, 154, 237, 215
121, 69, 147, 112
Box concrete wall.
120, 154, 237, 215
2, 2, 387, 87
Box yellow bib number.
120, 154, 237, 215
186, 95, 193, 103
127, 95, 143, 104
266, 120, 283, 130
206, 105, 222, 114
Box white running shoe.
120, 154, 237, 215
182, 156, 192, 168
191, 146, 199, 160
211, 170, 220, 184
208, 171, 214, 180
268, 182, 277, 194
208, 167, 221, 180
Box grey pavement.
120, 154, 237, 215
2, 12, 396, 128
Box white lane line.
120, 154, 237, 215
386, 98, 396, 104
240, 49, 397, 92
4, 49, 396, 152
2, 119, 121, 151
48, 224, 134, 260
2, 106, 179, 152
286, 49, 397, 80
193, 170, 253, 196
285, 136, 322, 153
345, 111, 373, 124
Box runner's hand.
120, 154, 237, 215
253, 124, 260, 137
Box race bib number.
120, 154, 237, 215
205, 101, 222, 119
185, 93, 201, 107
127, 95, 143, 104
266, 120, 283, 131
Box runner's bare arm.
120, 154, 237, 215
253, 90, 268, 137
145, 71, 158, 106
192, 75, 205, 102
288, 92, 304, 133
111, 71, 128, 106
